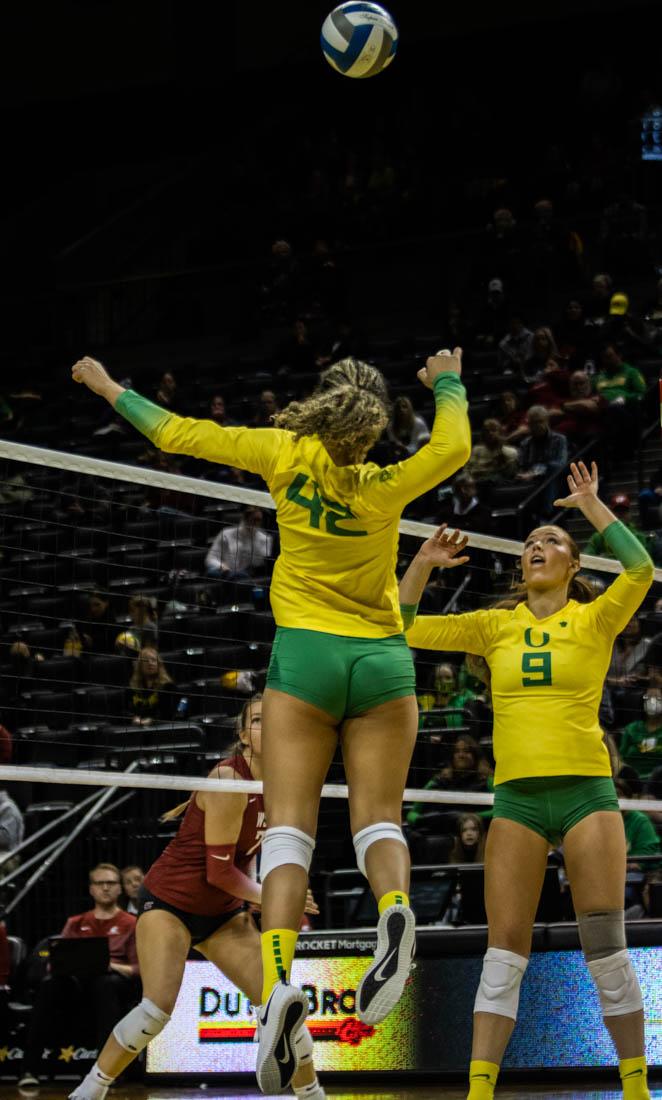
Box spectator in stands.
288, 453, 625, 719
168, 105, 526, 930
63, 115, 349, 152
2, 641, 40, 709
126, 594, 159, 649
584, 494, 651, 558
494, 391, 528, 444
209, 393, 235, 427
17, 862, 139, 1089
583, 272, 613, 343
497, 315, 533, 373
71, 590, 116, 656
553, 370, 607, 442
614, 778, 661, 869
155, 371, 177, 410
607, 616, 651, 697
521, 326, 560, 384
516, 406, 568, 516
466, 418, 519, 485
619, 687, 662, 781
121, 865, 145, 916
526, 357, 570, 418
128, 647, 177, 726
253, 389, 280, 428
556, 299, 592, 368
475, 278, 509, 348
604, 292, 652, 355
386, 396, 430, 456
418, 662, 479, 728
205, 505, 273, 579
639, 465, 662, 529
593, 342, 645, 453
0, 788, 23, 853
434, 473, 493, 534
625, 869, 662, 920
405, 734, 491, 827
448, 813, 486, 864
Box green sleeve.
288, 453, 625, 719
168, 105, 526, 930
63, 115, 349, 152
586, 521, 654, 638
405, 778, 438, 827
360, 374, 472, 514
400, 603, 419, 631
115, 389, 283, 481
602, 520, 653, 576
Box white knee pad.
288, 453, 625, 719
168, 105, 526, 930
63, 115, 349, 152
474, 947, 529, 1020
294, 1023, 313, 1065
113, 997, 171, 1053
587, 950, 644, 1017
353, 822, 408, 878
260, 826, 315, 882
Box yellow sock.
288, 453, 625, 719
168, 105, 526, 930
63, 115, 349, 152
620, 1056, 650, 1100
260, 928, 298, 1004
378, 889, 410, 916
467, 1059, 500, 1100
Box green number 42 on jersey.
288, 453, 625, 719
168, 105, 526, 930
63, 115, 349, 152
286, 473, 367, 537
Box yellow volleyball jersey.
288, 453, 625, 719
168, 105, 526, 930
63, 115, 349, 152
115, 375, 470, 637
406, 568, 653, 783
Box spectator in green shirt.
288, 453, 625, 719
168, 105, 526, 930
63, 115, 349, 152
593, 342, 646, 458
594, 343, 646, 404
584, 493, 654, 559
615, 778, 662, 867
619, 687, 662, 778
418, 662, 478, 729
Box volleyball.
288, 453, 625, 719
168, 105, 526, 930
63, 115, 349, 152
321, 2, 398, 79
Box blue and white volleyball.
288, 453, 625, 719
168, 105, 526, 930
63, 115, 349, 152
321, 3, 398, 79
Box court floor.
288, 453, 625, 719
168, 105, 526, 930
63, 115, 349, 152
2, 1085, 661, 1100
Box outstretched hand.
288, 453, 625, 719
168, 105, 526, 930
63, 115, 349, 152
71, 356, 114, 396
553, 461, 599, 509
417, 524, 470, 569
417, 347, 462, 388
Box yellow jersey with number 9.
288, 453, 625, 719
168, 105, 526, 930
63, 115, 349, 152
406, 564, 653, 783
115, 375, 471, 638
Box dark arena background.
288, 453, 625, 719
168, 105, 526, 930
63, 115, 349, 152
0, 0, 662, 1097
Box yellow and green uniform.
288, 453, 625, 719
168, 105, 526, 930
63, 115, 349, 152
406, 521, 653, 785
620, 719, 662, 778
117, 375, 470, 717
116, 375, 470, 639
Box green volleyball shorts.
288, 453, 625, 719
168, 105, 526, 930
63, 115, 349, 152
492, 775, 620, 844
266, 626, 416, 721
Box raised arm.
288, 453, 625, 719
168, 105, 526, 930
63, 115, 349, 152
72, 357, 282, 481
362, 350, 472, 513
554, 461, 654, 635
399, 525, 494, 654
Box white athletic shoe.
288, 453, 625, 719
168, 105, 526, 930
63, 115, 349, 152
255, 978, 309, 1095
68, 1068, 112, 1100
356, 904, 416, 1025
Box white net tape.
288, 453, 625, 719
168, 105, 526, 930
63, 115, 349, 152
0, 764, 655, 814
1, 437, 660, 579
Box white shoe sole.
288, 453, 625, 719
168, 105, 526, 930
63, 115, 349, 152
356, 904, 416, 1025
256, 984, 308, 1095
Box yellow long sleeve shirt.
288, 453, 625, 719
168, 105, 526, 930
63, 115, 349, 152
406, 522, 653, 783
115, 374, 471, 637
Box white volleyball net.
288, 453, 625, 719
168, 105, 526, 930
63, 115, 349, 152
1, 433, 662, 933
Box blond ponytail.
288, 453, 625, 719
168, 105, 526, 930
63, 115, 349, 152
274, 358, 390, 462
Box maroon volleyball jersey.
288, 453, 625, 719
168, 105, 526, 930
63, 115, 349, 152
144, 754, 265, 916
